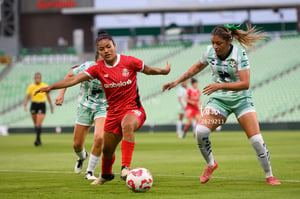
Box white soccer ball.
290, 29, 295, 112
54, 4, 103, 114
126, 167, 153, 192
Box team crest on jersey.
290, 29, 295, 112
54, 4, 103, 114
229, 59, 236, 68
122, 68, 129, 77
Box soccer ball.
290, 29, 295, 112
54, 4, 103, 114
126, 167, 153, 192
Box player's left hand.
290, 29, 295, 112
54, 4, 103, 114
162, 61, 171, 75
203, 83, 221, 95
34, 87, 51, 96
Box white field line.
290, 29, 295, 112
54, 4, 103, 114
0, 169, 299, 183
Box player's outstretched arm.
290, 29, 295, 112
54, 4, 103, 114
55, 70, 74, 106
162, 61, 207, 92
35, 73, 90, 95
142, 61, 171, 75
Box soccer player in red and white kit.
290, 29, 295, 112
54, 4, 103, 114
35, 31, 171, 185
182, 78, 204, 138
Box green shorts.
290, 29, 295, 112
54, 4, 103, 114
205, 97, 256, 119
76, 106, 107, 126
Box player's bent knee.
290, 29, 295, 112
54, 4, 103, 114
102, 146, 114, 157
121, 122, 135, 134
93, 136, 104, 147
195, 125, 211, 139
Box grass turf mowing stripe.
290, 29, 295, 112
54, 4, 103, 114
1, 169, 299, 183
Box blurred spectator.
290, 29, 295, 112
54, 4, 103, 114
0, 51, 11, 67
57, 36, 68, 47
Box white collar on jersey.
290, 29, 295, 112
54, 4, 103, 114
104, 54, 120, 68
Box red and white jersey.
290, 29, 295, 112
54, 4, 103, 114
85, 54, 144, 113
186, 88, 201, 110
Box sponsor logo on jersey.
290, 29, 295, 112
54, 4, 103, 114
104, 74, 109, 78
104, 79, 132, 88
122, 68, 129, 77
132, 110, 142, 116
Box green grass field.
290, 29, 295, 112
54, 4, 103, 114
0, 131, 299, 199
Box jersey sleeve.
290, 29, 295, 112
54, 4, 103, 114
73, 62, 96, 75
199, 45, 212, 65
238, 50, 250, 71
84, 64, 99, 80
129, 56, 144, 72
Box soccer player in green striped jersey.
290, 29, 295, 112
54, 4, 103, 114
55, 51, 107, 180
163, 24, 280, 185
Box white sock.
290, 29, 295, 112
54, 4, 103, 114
195, 125, 215, 166
75, 149, 87, 160
249, 134, 273, 178
192, 120, 197, 132
176, 120, 182, 136
86, 154, 100, 173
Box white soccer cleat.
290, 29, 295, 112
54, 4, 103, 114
120, 166, 130, 181
74, 152, 88, 174
85, 171, 97, 180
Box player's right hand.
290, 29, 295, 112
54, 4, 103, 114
55, 95, 64, 106
34, 87, 51, 96
162, 81, 177, 92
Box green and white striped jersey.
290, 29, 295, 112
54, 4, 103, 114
200, 45, 252, 100
73, 61, 107, 111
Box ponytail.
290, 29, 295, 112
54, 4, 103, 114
212, 24, 266, 49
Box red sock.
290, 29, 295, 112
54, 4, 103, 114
121, 140, 135, 168
183, 124, 190, 133
101, 154, 115, 175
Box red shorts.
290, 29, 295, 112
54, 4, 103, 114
104, 108, 146, 136
186, 106, 200, 119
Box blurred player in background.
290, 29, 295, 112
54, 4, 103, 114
35, 31, 171, 185
176, 80, 188, 138
182, 78, 204, 138
162, 24, 280, 185
24, 72, 54, 146
55, 51, 107, 180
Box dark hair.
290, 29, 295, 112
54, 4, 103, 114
71, 64, 80, 69
95, 50, 100, 61
191, 78, 198, 84
95, 30, 114, 46
34, 72, 41, 77
211, 24, 266, 49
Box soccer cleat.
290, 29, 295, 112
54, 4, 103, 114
85, 171, 97, 180
74, 152, 88, 174
120, 166, 130, 181
266, 177, 281, 185
34, 140, 42, 146
200, 161, 218, 183
91, 173, 115, 185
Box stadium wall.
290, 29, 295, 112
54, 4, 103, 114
19, 13, 94, 51
103, 22, 298, 37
